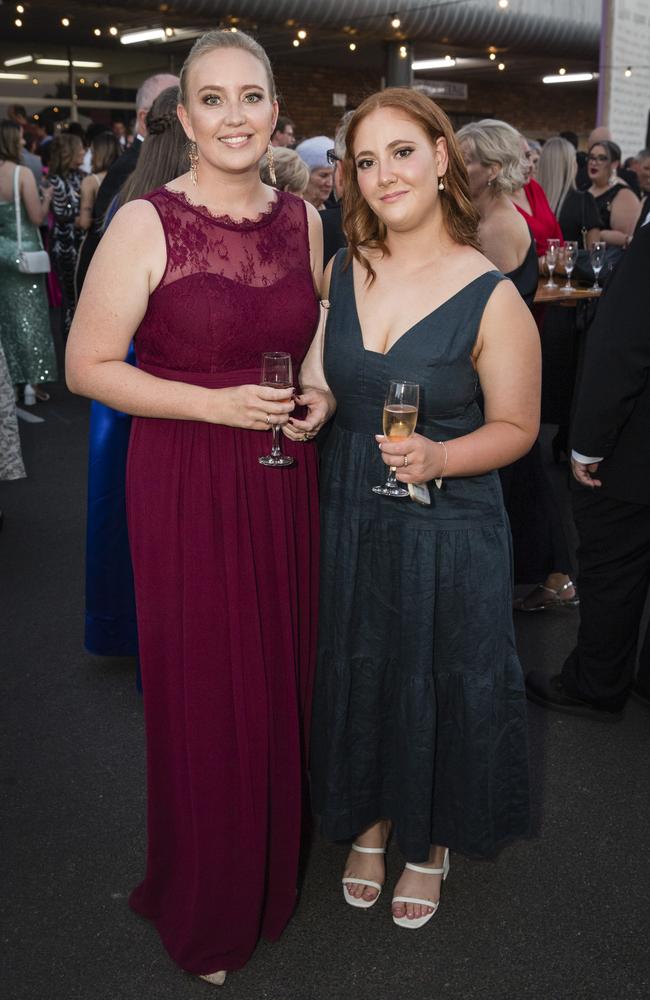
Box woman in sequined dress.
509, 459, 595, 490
0, 120, 57, 399
66, 30, 322, 987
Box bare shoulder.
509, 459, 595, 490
304, 199, 323, 235
101, 199, 163, 249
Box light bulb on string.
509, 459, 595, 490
61, 17, 70, 27
349, 43, 357, 52
391, 15, 401, 28
498, 62, 506, 71
292, 39, 300, 47
298, 29, 307, 40
624, 66, 632, 77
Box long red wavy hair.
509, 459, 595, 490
342, 88, 480, 283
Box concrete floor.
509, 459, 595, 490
2, 380, 649, 1000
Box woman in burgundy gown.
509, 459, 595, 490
66, 30, 322, 985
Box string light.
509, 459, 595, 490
498, 62, 506, 71
93, 80, 100, 88
498, 0, 509, 8
165, 27, 174, 37
17, 4, 25, 13
558, 67, 566, 75
349, 43, 357, 51
297, 29, 307, 40
61, 17, 70, 27
79, 77, 85, 84
33, 114, 40, 121
230, 27, 238, 32
292, 39, 300, 47
391, 14, 401, 28
624, 66, 632, 77
32, 77, 38, 84
94, 28, 101, 37
109, 27, 118, 36
14, 18, 23, 27
489, 53, 496, 61
399, 45, 408, 59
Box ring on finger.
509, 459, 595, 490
302, 432, 311, 442
266, 414, 271, 424
403, 454, 409, 468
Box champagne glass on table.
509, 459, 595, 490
589, 240, 606, 291
544, 238, 561, 288
259, 352, 295, 468
562, 240, 578, 291
372, 380, 419, 498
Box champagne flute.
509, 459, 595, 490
589, 240, 606, 291
372, 381, 419, 498
562, 240, 578, 291
544, 238, 561, 288
259, 352, 295, 468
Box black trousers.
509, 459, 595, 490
561, 488, 650, 709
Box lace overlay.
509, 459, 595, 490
136, 187, 318, 374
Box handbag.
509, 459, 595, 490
572, 191, 623, 284
14, 166, 51, 274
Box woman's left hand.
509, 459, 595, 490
283, 387, 333, 442
376, 433, 443, 483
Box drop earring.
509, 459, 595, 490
438, 175, 445, 191
189, 141, 199, 186
267, 143, 277, 186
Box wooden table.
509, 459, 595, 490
534, 281, 602, 305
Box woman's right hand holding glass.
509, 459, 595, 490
209, 383, 294, 430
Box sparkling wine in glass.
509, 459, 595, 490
372, 381, 419, 498
589, 240, 606, 291
562, 240, 578, 291
259, 352, 295, 468
544, 238, 561, 289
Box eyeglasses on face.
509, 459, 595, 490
326, 148, 340, 165
587, 154, 610, 164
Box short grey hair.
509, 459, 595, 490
456, 118, 526, 195
334, 111, 354, 160
637, 148, 650, 161
135, 73, 180, 114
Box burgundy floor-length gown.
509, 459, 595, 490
125, 187, 320, 975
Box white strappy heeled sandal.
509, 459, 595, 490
392, 848, 450, 929
342, 843, 386, 909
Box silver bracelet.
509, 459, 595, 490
434, 440, 448, 490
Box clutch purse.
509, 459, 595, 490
14, 166, 51, 275
18, 249, 51, 274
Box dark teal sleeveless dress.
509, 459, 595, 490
311, 253, 530, 862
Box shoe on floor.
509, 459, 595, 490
525, 671, 623, 721
514, 580, 579, 612
199, 971, 226, 986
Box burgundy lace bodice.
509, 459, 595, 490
135, 187, 319, 374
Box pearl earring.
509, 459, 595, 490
438, 175, 445, 191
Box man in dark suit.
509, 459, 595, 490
93, 72, 179, 228
526, 222, 650, 720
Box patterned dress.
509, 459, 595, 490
49, 168, 83, 336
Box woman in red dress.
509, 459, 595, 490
66, 30, 322, 987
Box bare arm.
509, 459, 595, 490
19, 166, 51, 226
379, 278, 541, 482
585, 226, 601, 249
76, 174, 97, 231
285, 256, 337, 439
602, 188, 642, 244
66, 200, 294, 429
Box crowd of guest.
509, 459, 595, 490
1, 33, 649, 989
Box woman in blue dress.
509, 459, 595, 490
286, 89, 540, 928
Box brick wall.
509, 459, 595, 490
436, 78, 598, 145
276, 62, 598, 147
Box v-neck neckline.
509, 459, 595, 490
350, 261, 498, 358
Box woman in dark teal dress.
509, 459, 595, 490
287, 89, 540, 929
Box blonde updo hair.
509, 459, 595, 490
260, 147, 310, 194
179, 28, 276, 107
456, 118, 526, 195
